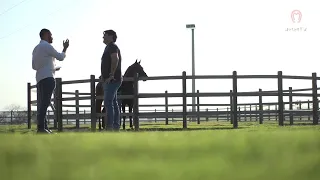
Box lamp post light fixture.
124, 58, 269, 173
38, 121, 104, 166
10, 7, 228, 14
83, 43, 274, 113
186, 24, 196, 121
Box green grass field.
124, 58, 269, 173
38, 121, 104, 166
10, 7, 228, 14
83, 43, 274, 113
0, 122, 320, 180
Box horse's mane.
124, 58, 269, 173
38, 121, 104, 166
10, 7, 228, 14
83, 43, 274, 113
123, 64, 135, 77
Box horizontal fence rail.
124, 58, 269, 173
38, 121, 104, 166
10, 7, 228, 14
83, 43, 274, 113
26, 71, 320, 132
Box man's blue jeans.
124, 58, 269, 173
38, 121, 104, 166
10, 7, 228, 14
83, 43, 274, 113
36, 77, 55, 131
103, 80, 122, 130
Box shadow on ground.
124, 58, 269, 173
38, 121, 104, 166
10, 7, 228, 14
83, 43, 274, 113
1, 121, 317, 134
123, 126, 246, 132
0, 125, 246, 134
60, 125, 246, 132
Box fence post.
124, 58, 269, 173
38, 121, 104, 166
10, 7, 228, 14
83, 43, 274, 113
75, 90, 80, 129
182, 71, 187, 129
133, 73, 139, 131
66, 110, 69, 125
56, 78, 63, 132
206, 108, 209, 122
259, 89, 263, 124
216, 108, 219, 121
196, 90, 200, 124
249, 105, 252, 121
165, 90, 169, 125
289, 87, 293, 125
277, 71, 284, 126
230, 90, 233, 124
307, 99, 311, 121
84, 110, 86, 124
299, 101, 302, 121
90, 75, 96, 132
268, 104, 270, 121
232, 71, 238, 129
27, 83, 32, 129
312, 73, 318, 125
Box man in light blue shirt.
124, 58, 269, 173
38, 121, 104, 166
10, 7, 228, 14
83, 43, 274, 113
32, 28, 69, 134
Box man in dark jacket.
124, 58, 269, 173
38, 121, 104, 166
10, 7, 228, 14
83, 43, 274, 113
100, 29, 122, 131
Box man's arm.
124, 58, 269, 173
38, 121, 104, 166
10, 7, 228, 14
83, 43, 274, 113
32, 53, 37, 70
46, 44, 67, 61
32, 58, 37, 70
32, 47, 40, 70
109, 45, 119, 76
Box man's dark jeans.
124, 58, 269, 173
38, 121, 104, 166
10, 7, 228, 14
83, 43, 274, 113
36, 77, 55, 131
103, 80, 122, 131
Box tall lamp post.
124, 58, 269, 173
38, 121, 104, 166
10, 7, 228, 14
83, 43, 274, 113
186, 24, 196, 120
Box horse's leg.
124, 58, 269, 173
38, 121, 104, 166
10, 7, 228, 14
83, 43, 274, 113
98, 118, 101, 130
98, 102, 102, 130
102, 107, 106, 129
122, 103, 126, 130
129, 104, 133, 130
96, 99, 103, 131
96, 82, 104, 131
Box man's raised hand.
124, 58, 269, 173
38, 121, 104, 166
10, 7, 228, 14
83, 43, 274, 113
63, 39, 69, 49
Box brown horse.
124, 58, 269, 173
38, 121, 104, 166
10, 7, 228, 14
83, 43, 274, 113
95, 59, 148, 130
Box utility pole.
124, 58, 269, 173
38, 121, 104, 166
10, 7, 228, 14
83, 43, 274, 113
186, 24, 196, 120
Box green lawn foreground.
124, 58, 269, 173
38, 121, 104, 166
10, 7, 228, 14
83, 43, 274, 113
0, 124, 320, 180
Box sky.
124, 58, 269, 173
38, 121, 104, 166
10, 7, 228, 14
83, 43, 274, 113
0, 0, 319, 112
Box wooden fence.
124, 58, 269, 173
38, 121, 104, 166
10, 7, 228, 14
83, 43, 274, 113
26, 71, 320, 132
1, 100, 313, 125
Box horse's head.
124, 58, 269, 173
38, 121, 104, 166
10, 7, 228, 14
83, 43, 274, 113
126, 59, 148, 81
